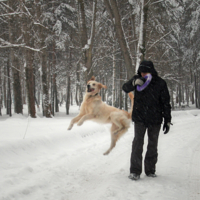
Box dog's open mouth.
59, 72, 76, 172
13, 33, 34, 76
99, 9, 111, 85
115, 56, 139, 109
87, 88, 95, 92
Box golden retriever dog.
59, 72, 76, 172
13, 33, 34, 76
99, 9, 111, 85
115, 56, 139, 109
68, 76, 134, 155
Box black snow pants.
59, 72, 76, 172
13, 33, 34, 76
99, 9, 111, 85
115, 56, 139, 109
130, 122, 161, 175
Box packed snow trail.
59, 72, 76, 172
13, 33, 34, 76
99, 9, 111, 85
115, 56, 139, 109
0, 107, 200, 200
189, 140, 200, 200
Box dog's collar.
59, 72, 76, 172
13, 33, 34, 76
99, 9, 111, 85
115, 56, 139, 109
89, 93, 98, 98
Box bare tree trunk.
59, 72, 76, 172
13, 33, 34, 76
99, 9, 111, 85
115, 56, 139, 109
34, 0, 50, 117
178, 83, 182, 107
104, 0, 133, 79
0, 67, 2, 115
51, 69, 54, 116
6, 60, 12, 116
51, 68, 59, 114
194, 73, 199, 108
25, 44, 35, 118
41, 50, 51, 117
8, 0, 23, 114
75, 85, 79, 106
78, 0, 87, 50
24, 29, 36, 118
170, 83, 174, 110
112, 50, 116, 107
78, 0, 97, 81
176, 86, 178, 105
37, 86, 40, 106
85, 0, 97, 80
102, 76, 106, 102
12, 56, 23, 114
182, 84, 185, 104
119, 60, 123, 109
124, 93, 128, 111
3, 64, 7, 109
185, 80, 189, 106
178, 64, 182, 107
75, 62, 81, 106
22, 76, 26, 105
130, 6, 138, 72
198, 72, 200, 109
142, 0, 149, 59
136, 0, 149, 71
190, 65, 195, 104
25, 45, 36, 117
124, 72, 128, 111
21, 0, 36, 118
50, 43, 58, 115
66, 76, 70, 115
78, 0, 88, 81
71, 92, 73, 106
50, 1, 58, 113
55, 83, 59, 112
76, 0, 82, 106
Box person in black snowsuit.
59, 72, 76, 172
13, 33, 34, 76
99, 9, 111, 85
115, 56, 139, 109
122, 60, 172, 180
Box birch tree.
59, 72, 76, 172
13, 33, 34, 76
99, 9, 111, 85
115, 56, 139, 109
135, 0, 150, 71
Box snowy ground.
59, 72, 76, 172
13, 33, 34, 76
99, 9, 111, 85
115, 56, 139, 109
0, 105, 200, 200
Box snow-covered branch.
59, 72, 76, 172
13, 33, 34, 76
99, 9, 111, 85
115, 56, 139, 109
21, 2, 32, 17
0, 39, 45, 52
34, 22, 51, 32
0, 44, 43, 52
0, 2, 14, 12
0, 12, 24, 17
147, 30, 172, 51
150, 0, 164, 6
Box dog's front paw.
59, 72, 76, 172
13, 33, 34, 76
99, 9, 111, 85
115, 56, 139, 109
68, 124, 73, 130
77, 121, 83, 126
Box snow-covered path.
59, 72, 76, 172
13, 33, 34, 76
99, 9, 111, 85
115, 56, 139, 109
0, 106, 200, 200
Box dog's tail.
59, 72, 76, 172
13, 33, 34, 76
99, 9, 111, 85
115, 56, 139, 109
128, 92, 134, 119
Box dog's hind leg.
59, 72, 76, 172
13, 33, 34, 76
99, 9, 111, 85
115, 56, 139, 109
103, 135, 117, 155
103, 124, 118, 155
115, 127, 128, 141
114, 118, 130, 141
103, 121, 130, 155
110, 113, 123, 134
111, 121, 123, 134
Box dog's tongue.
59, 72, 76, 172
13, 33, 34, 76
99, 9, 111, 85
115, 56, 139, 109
89, 88, 95, 92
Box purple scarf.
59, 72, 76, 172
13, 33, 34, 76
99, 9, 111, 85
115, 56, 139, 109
136, 74, 152, 92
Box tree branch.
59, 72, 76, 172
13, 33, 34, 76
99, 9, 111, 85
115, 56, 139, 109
147, 30, 172, 51
0, 12, 24, 17
0, 2, 14, 12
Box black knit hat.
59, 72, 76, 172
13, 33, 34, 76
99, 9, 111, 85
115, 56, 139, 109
138, 60, 158, 76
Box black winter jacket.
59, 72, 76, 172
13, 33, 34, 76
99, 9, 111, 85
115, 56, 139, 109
122, 75, 171, 126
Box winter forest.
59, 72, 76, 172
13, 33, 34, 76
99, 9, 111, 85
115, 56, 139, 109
0, 0, 200, 118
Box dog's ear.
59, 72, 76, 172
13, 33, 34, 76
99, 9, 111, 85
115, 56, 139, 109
90, 76, 95, 81
98, 83, 107, 89
87, 76, 95, 83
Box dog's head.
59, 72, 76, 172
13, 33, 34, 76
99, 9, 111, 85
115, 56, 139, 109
86, 76, 107, 94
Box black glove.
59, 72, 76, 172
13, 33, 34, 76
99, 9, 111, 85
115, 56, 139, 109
132, 77, 146, 86
163, 122, 171, 134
